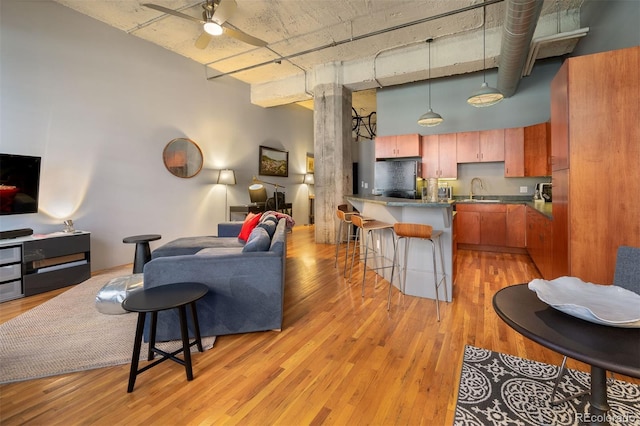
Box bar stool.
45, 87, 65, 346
349, 214, 395, 297
334, 206, 355, 276
388, 223, 447, 321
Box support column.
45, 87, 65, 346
313, 83, 352, 244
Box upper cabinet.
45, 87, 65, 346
375, 134, 421, 159
504, 122, 550, 177
457, 130, 505, 163
421, 134, 457, 179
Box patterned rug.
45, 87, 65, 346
0, 268, 215, 384
454, 345, 640, 426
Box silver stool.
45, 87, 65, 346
334, 206, 355, 277
388, 223, 447, 321
349, 214, 395, 297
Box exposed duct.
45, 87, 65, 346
497, 0, 544, 97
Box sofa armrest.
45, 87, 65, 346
218, 221, 243, 237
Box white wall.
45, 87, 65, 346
0, 1, 313, 270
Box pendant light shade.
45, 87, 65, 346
418, 38, 443, 127
467, 5, 504, 108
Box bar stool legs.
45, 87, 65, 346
334, 207, 354, 277
348, 215, 395, 296
388, 223, 447, 321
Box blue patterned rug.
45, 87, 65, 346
454, 345, 640, 426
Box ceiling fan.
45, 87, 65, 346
143, 0, 267, 49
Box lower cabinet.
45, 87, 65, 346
526, 207, 553, 279
456, 203, 527, 251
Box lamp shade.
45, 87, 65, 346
467, 82, 504, 107
303, 173, 315, 185
418, 108, 444, 127
217, 169, 236, 185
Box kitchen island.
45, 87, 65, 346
346, 195, 454, 303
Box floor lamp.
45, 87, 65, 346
218, 169, 236, 221
251, 176, 285, 211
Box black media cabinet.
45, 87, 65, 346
0, 231, 91, 302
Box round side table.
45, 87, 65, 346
123, 234, 161, 273
122, 282, 208, 392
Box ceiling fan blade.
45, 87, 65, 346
211, 0, 237, 25
222, 24, 268, 47
143, 3, 204, 25
194, 32, 212, 49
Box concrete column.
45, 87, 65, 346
313, 84, 352, 244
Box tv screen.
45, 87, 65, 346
0, 154, 41, 215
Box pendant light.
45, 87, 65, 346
467, 4, 504, 107
418, 38, 444, 127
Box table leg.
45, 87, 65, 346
189, 302, 204, 352
588, 366, 610, 426
148, 312, 157, 361
133, 242, 151, 273
127, 312, 146, 393
178, 305, 194, 381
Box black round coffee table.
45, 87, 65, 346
123, 234, 161, 273
122, 282, 208, 392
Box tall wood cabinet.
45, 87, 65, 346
550, 46, 640, 284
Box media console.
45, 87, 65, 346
0, 231, 91, 302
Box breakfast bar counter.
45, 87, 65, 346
345, 195, 454, 302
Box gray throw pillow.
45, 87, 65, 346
243, 227, 271, 252
257, 220, 276, 239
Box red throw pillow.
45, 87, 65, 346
238, 213, 262, 242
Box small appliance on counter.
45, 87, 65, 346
536, 183, 552, 202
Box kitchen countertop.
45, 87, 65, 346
346, 194, 455, 208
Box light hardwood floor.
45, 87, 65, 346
1, 225, 637, 425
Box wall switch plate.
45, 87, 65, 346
361, 181, 365, 188
520, 186, 528, 193
364, 182, 368, 189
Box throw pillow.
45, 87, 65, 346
238, 213, 262, 242
242, 227, 271, 252
257, 220, 276, 239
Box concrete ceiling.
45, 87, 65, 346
54, 0, 586, 122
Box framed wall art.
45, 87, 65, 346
306, 153, 314, 173
259, 145, 289, 177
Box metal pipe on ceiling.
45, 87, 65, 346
206, 0, 505, 80
497, 0, 544, 97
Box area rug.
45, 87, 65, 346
453, 345, 640, 426
0, 268, 215, 384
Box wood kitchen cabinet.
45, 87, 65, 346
504, 123, 550, 177
375, 134, 421, 158
457, 130, 504, 163
506, 204, 526, 248
456, 204, 506, 247
550, 46, 639, 284
526, 207, 553, 279
420, 133, 457, 178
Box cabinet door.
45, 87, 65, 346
506, 204, 526, 248
438, 133, 458, 178
479, 129, 505, 162
421, 135, 439, 178
375, 135, 396, 158
395, 134, 421, 157
524, 122, 550, 176
456, 210, 480, 245
456, 131, 480, 163
504, 127, 525, 177
551, 63, 569, 171
480, 208, 506, 246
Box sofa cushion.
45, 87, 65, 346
238, 213, 261, 242
269, 219, 287, 255
152, 236, 242, 258
196, 247, 244, 256
243, 226, 271, 252
260, 213, 278, 225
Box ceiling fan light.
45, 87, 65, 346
418, 108, 444, 127
467, 82, 504, 107
203, 21, 223, 36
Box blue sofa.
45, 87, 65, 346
142, 214, 287, 341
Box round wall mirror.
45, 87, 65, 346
162, 138, 203, 178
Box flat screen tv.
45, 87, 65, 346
0, 154, 41, 215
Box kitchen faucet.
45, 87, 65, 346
469, 177, 484, 199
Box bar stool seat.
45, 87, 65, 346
334, 206, 356, 277
349, 214, 395, 297
389, 223, 447, 321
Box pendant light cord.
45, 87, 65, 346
482, 3, 487, 84
428, 38, 432, 108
